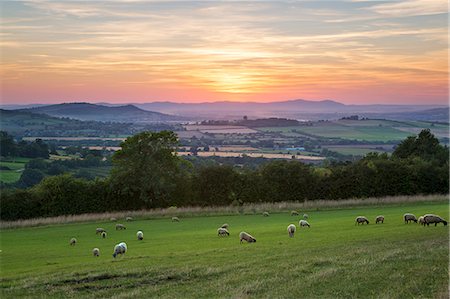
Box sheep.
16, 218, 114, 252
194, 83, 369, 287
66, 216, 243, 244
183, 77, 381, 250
263, 212, 270, 217
172, 216, 180, 222
93, 248, 100, 257
291, 210, 299, 216
217, 227, 230, 236
303, 214, 309, 220
110, 217, 117, 222
69, 238, 77, 246
423, 214, 448, 226
403, 213, 417, 224
299, 219, 310, 228
287, 224, 296, 237
418, 216, 426, 226
137, 230, 144, 240
126, 217, 133, 222
96, 228, 106, 235
115, 223, 126, 230
112, 242, 127, 258
375, 215, 384, 224
220, 223, 229, 229
239, 231, 256, 243
355, 216, 369, 225
101, 231, 107, 238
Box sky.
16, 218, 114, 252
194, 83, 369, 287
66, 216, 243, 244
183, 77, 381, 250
0, 0, 448, 105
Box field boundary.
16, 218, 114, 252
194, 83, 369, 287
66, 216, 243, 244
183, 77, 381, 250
1, 194, 448, 229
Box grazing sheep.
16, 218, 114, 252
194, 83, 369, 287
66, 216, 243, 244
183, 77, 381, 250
375, 215, 384, 224
115, 223, 126, 230
299, 220, 310, 228
355, 216, 369, 225
239, 231, 256, 243
423, 214, 448, 226
172, 216, 180, 222
101, 231, 107, 239
137, 230, 144, 240
220, 223, 229, 229
403, 213, 417, 224
110, 217, 117, 222
303, 214, 309, 219
96, 228, 106, 235
418, 216, 426, 226
93, 248, 100, 257
126, 217, 133, 222
112, 242, 127, 258
217, 228, 230, 236
287, 224, 296, 237
69, 238, 77, 246
263, 212, 270, 217
291, 210, 299, 216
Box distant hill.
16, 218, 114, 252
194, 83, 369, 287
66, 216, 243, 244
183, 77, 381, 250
19, 103, 186, 123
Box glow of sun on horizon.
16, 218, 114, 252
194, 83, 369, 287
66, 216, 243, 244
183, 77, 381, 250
0, 0, 448, 105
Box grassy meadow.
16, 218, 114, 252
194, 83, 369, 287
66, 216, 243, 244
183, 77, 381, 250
0, 199, 448, 298
0, 158, 30, 183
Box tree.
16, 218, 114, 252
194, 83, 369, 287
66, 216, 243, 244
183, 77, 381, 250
0, 131, 17, 157
110, 131, 187, 208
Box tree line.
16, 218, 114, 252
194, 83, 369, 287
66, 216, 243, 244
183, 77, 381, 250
1, 129, 448, 221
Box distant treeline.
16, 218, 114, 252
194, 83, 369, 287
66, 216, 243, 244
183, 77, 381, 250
1, 129, 448, 221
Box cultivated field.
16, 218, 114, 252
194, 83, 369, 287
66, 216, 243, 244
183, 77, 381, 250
1, 199, 448, 298
0, 158, 30, 183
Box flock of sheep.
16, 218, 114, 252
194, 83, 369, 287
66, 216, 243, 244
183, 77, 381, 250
69, 210, 447, 257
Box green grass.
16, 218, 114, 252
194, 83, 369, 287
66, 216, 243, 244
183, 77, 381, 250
0, 159, 29, 183
325, 147, 387, 156
1, 201, 448, 298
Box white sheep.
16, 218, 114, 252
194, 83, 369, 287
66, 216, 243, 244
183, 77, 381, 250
137, 230, 144, 240
287, 224, 296, 237
403, 213, 417, 224
355, 216, 369, 225
218, 227, 230, 236
101, 231, 107, 238
172, 216, 180, 222
220, 223, 229, 229
239, 231, 256, 243
96, 228, 106, 235
303, 214, 309, 219
423, 214, 448, 226
418, 216, 425, 226
263, 212, 270, 217
126, 217, 133, 222
93, 248, 100, 257
113, 242, 127, 258
116, 223, 126, 230
299, 219, 310, 228
69, 238, 77, 246
375, 215, 384, 224
110, 217, 117, 222
291, 210, 299, 216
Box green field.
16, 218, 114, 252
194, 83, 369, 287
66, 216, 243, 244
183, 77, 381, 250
1, 201, 448, 298
0, 158, 30, 183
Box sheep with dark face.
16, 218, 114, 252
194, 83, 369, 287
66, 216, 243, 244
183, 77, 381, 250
137, 231, 144, 240
113, 242, 127, 258
69, 238, 77, 246
217, 228, 230, 236
355, 216, 369, 225
263, 212, 270, 217
299, 220, 310, 228
172, 216, 180, 222
220, 223, 229, 229
423, 214, 448, 226
126, 217, 133, 222
96, 228, 106, 235
287, 224, 296, 237
375, 215, 384, 224
291, 210, 299, 216
101, 231, 107, 238
239, 231, 256, 243
403, 213, 417, 224
116, 224, 126, 230
418, 216, 425, 226
303, 214, 309, 220
93, 248, 100, 257
110, 217, 117, 222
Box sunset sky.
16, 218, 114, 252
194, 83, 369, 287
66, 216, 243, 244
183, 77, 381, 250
1, 0, 448, 105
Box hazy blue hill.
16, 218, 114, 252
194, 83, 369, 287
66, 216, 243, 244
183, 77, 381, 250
19, 102, 185, 122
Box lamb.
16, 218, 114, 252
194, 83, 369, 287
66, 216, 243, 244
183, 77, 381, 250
110, 217, 117, 222
403, 213, 417, 224
375, 215, 384, 224
217, 227, 230, 236
287, 224, 296, 237
299, 220, 310, 228
115, 223, 126, 230
101, 231, 107, 238
355, 216, 369, 225
137, 230, 144, 240
291, 210, 299, 216
418, 216, 426, 226
303, 214, 309, 219
239, 231, 256, 243
423, 214, 448, 226
112, 242, 127, 258
220, 223, 229, 229
93, 248, 100, 257
96, 228, 106, 235
70, 238, 77, 246
172, 216, 180, 222
263, 212, 270, 217
126, 217, 133, 222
